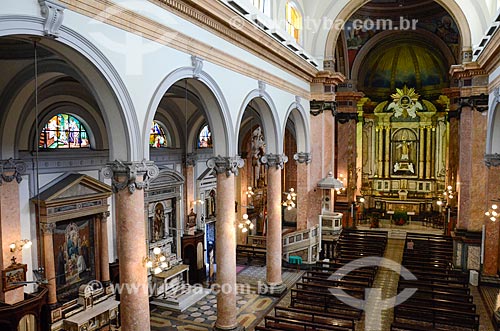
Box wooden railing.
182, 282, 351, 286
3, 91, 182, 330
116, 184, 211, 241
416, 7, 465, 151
247, 225, 320, 264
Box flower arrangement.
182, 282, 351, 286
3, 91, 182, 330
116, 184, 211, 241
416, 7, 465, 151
393, 211, 408, 226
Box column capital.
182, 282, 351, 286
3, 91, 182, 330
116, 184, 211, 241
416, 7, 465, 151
184, 153, 197, 167
0, 158, 26, 185
40, 222, 56, 234
206, 156, 244, 177
485, 154, 500, 167
99, 211, 111, 221
102, 160, 159, 194
293, 152, 312, 164
261, 154, 288, 169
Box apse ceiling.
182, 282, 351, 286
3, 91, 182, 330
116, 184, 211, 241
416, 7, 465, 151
344, 0, 460, 101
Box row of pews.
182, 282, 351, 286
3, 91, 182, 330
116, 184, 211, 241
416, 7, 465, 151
256, 229, 388, 331
391, 232, 479, 331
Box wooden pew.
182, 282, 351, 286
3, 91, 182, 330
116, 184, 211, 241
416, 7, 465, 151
236, 244, 266, 265
273, 307, 355, 331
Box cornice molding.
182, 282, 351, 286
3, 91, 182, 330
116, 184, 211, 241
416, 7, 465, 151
312, 71, 346, 85
58, 0, 311, 99
477, 26, 500, 74
152, 0, 317, 81
449, 62, 487, 79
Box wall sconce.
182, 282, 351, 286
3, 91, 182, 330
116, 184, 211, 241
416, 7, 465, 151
144, 247, 168, 275
485, 203, 499, 222
282, 188, 297, 210
10, 239, 32, 252
238, 213, 254, 233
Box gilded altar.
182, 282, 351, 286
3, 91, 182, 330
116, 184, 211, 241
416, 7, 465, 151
359, 86, 450, 212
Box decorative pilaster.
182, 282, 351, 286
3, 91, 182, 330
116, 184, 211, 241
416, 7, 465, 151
103, 160, 158, 331
41, 223, 57, 305
207, 156, 244, 331
261, 154, 287, 296
38, 0, 66, 37
294, 153, 311, 230
184, 154, 196, 217
483, 165, 500, 275
425, 127, 432, 179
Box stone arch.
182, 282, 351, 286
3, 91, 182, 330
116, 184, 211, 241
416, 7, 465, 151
487, 95, 500, 154
144, 67, 233, 158
0, 16, 141, 160
235, 90, 281, 155
282, 100, 310, 153
315, 0, 473, 66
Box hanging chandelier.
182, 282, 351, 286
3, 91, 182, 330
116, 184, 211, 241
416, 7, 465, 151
144, 247, 169, 275
238, 213, 254, 233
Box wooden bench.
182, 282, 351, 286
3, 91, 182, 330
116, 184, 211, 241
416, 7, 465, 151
301, 275, 371, 289
274, 307, 355, 331
394, 304, 480, 331
290, 289, 363, 320
264, 315, 352, 331
236, 244, 266, 265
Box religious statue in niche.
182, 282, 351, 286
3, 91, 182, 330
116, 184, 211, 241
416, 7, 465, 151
152, 203, 165, 242
388, 86, 423, 119
251, 126, 266, 188
186, 209, 197, 235
393, 130, 417, 175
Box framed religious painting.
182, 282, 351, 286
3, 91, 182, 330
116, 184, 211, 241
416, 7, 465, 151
2, 263, 27, 291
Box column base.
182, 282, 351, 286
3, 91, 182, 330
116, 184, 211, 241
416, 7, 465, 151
213, 325, 245, 331
258, 282, 287, 297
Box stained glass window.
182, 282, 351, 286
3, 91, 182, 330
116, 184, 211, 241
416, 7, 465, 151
198, 125, 213, 148
286, 1, 302, 43
39, 114, 90, 149
150, 120, 170, 148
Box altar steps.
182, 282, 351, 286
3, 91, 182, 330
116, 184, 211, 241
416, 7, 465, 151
150, 282, 210, 312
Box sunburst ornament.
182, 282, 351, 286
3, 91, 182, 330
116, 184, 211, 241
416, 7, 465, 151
388, 85, 423, 118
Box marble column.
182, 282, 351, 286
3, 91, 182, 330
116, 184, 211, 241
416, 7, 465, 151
377, 127, 383, 177
99, 211, 111, 285
261, 154, 287, 295
425, 127, 432, 179
294, 152, 311, 231
419, 127, 425, 179
430, 127, 436, 178
483, 161, 500, 275
207, 156, 244, 331
185, 154, 196, 218
384, 126, 391, 177
41, 223, 57, 305
457, 107, 488, 231
0, 158, 26, 304
103, 160, 159, 331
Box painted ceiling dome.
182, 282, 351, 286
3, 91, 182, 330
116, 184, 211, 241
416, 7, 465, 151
358, 40, 449, 101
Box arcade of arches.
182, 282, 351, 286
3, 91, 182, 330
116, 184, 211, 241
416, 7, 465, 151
1, 0, 500, 330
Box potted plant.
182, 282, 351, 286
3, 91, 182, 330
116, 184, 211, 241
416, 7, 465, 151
393, 211, 408, 225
